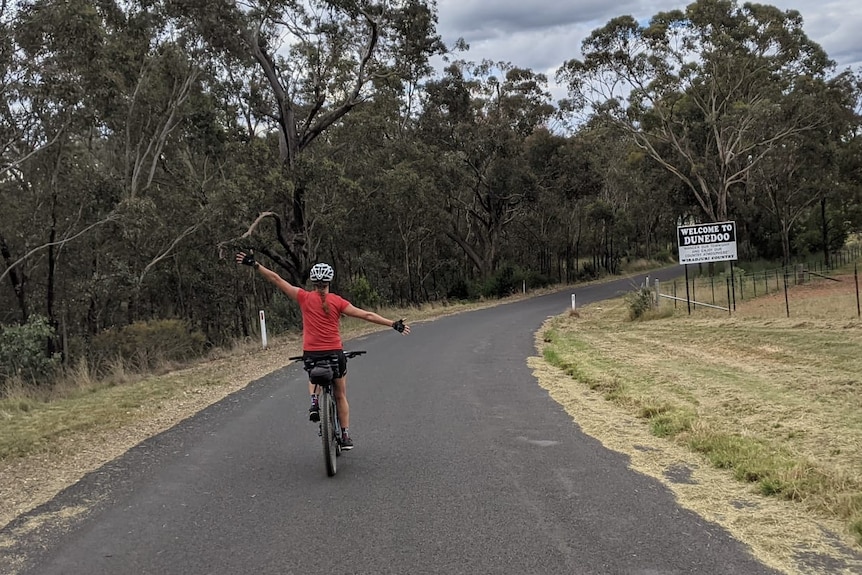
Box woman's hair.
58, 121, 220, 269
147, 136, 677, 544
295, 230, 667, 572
315, 283, 330, 316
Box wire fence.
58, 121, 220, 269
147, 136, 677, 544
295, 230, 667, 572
654, 246, 862, 319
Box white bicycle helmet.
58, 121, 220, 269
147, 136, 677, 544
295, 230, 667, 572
309, 262, 334, 282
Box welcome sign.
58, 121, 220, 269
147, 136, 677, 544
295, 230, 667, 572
677, 221, 738, 264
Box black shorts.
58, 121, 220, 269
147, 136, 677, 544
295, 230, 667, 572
302, 350, 347, 379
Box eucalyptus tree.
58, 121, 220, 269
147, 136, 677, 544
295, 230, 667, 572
169, 0, 445, 284
573, 120, 649, 272
516, 129, 566, 279
812, 71, 862, 266
746, 72, 859, 264
516, 128, 602, 281
0, 0, 225, 344
0, 0, 118, 326
297, 69, 445, 304
419, 60, 555, 279
60, 2, 219, 330
556, 0, 834, 226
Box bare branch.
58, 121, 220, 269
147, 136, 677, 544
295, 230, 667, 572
298, 9, 380, 148
138, 223, 200, 285
0, 121, 70, 179
128, 59, 199, 198
0, 215, 118, 285
248, 28, 296, 166
143, 68, 199, 192
218, 211, 289, 258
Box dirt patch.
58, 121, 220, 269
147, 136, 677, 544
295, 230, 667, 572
735, 273, 861, 321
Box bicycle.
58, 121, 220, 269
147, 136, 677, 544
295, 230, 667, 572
289, 350, 366, 477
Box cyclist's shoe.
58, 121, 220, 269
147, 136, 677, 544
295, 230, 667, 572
340, 433, 354, 451
308, 404, 320, 422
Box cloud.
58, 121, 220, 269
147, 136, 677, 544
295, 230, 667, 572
439, 0, 643, 39
435, 0, 862, 75
780, 1, 862, 69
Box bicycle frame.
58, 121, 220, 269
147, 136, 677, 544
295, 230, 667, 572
290, 351, 365, 477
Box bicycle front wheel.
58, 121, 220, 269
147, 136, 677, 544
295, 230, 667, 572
320, 390, 338, 477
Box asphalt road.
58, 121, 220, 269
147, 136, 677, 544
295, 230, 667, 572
4, 268, 782, 575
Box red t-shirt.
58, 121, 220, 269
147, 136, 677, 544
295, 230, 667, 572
296, 290, 351, 351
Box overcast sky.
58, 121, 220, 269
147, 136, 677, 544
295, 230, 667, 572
433, 0, 862, 98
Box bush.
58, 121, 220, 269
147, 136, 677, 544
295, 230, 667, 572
625, 284, 655, 320
523, 269, 552, 290
90, 319, 206, 372
0, 315, 61, 386
578, 261, 600, 281
653, 249, 675, 263
446, 278, 471, 301
346, 276, 381, 309
477, 265, 551, 299
264, 295, 302, 336
479, 265, 520, 299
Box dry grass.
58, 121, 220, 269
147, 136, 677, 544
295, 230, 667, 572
535, 270, 862, 574
663, 267, 861, 321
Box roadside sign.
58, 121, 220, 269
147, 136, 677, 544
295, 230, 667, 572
677, 221, 738, 264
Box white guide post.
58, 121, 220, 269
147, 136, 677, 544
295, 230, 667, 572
259, 310, 268, 349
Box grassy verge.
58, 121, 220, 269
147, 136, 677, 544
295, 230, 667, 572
539, 272, 862, 548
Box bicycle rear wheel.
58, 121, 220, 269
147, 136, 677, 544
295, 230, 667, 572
320, 389, 338, 476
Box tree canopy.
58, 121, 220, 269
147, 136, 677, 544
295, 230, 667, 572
1, 0, 860, 383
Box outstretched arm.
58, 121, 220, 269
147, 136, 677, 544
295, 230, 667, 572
343, 305, 410, 334
235, 251, 300, 301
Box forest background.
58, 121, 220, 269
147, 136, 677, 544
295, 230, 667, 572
1, 0, 861, 391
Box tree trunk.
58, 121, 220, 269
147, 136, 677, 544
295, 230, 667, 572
0, 232, 28, 323
820, 197, 831, 268
47, 192, 59, 355
445, 229, 488, 279
780, 219, 792, 267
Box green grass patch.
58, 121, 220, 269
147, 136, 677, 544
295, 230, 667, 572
0, 372, 224, 461
686, 433, 795, 486
851, 516, 862, 545
639, 405, 695, 438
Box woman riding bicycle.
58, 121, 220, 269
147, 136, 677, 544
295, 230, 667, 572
235, 251, 410, 449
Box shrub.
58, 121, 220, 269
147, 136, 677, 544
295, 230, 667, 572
578, 261, 600, 281
625, 284, 655, 320
479, 265, 520, 299
478, 265, 551, 299
90, 319, 206, 372
264, 295, 302, 335
446, 278, 471, 301
653, 249, 674, 263
346, 275, 381, 309
523, 269, 552, 290
0, 315, 61, 386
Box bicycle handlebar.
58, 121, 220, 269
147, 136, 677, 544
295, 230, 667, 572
288, 350, 367, 361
